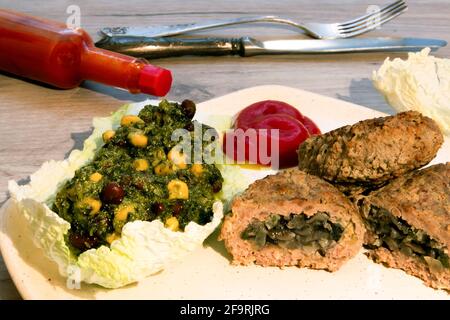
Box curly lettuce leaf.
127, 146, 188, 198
7, 100, 246, 289
373, 48, 450, 135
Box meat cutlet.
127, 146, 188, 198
360, 163, 450, 290
219, 168, 364, 272
297, 111, 443, 196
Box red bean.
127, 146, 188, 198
181, 99, 196, 119
101, 182, 125, 204
184, 122, 194, 131
212, 179, 222, 193
172, 202, 183, 216
151, 202, 165, 215
133, 179, 144, 190
69, 232, 99, 251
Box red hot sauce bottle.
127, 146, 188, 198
0, 9, 172, 96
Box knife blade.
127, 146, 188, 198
95, 36, 447, 59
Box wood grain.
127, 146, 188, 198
0, 0, 449, 299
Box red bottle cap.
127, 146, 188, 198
138, 65, 172, 96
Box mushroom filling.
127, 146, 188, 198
364, 206, 449, 271
241, 212, 344, 256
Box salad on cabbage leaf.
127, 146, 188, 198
8, 100, 248, 288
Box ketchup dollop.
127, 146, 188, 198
223, 100, 321, 168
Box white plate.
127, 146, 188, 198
1, 85, 449, 300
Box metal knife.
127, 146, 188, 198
95, 36, 447, 59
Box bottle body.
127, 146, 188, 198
0, 9, 172, 96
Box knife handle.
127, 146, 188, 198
95, 36, 245, 58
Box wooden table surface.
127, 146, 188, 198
0, 0, 449, 299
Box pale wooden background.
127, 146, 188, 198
0, 0, 449, 299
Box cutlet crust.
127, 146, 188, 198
298, 111, 443, 194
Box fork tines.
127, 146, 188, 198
338, 0, 408, 37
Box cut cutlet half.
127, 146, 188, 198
360, 163, 450, 290
219, 168, 364, 272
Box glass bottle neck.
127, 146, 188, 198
80, 45, 143, 93
80, 45, 172, 96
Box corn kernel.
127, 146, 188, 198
165, 216, 180, 232
156, 149, 166, 160
89, 172, 103, 182
81, 197, 102, 215
167, 179, 189, 200
128, 132, 148, 148
154, 164, 163, 175
115, 205, 134, 221
168, 147, 187, 169
133, 159, 149, 171
191, 164, 203, 177
102, 130, 115, 143
154, 163, 173, 175
121, 115, 144, 126
106, 233, 121, 244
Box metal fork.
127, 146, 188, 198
101, 0, 408, 40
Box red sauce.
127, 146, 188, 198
0, 9, 172, 96
223, 100, 321, 168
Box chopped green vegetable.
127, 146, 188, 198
365, 206, 449, 269
242, 212, 343, 256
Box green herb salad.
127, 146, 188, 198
8, 99, 248, 288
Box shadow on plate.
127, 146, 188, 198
204, 225, 233, 262
81, 81, 150, 102
336, 78, 394, 115
64, 130, 94, 159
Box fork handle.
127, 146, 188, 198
101, 16, 295, 38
